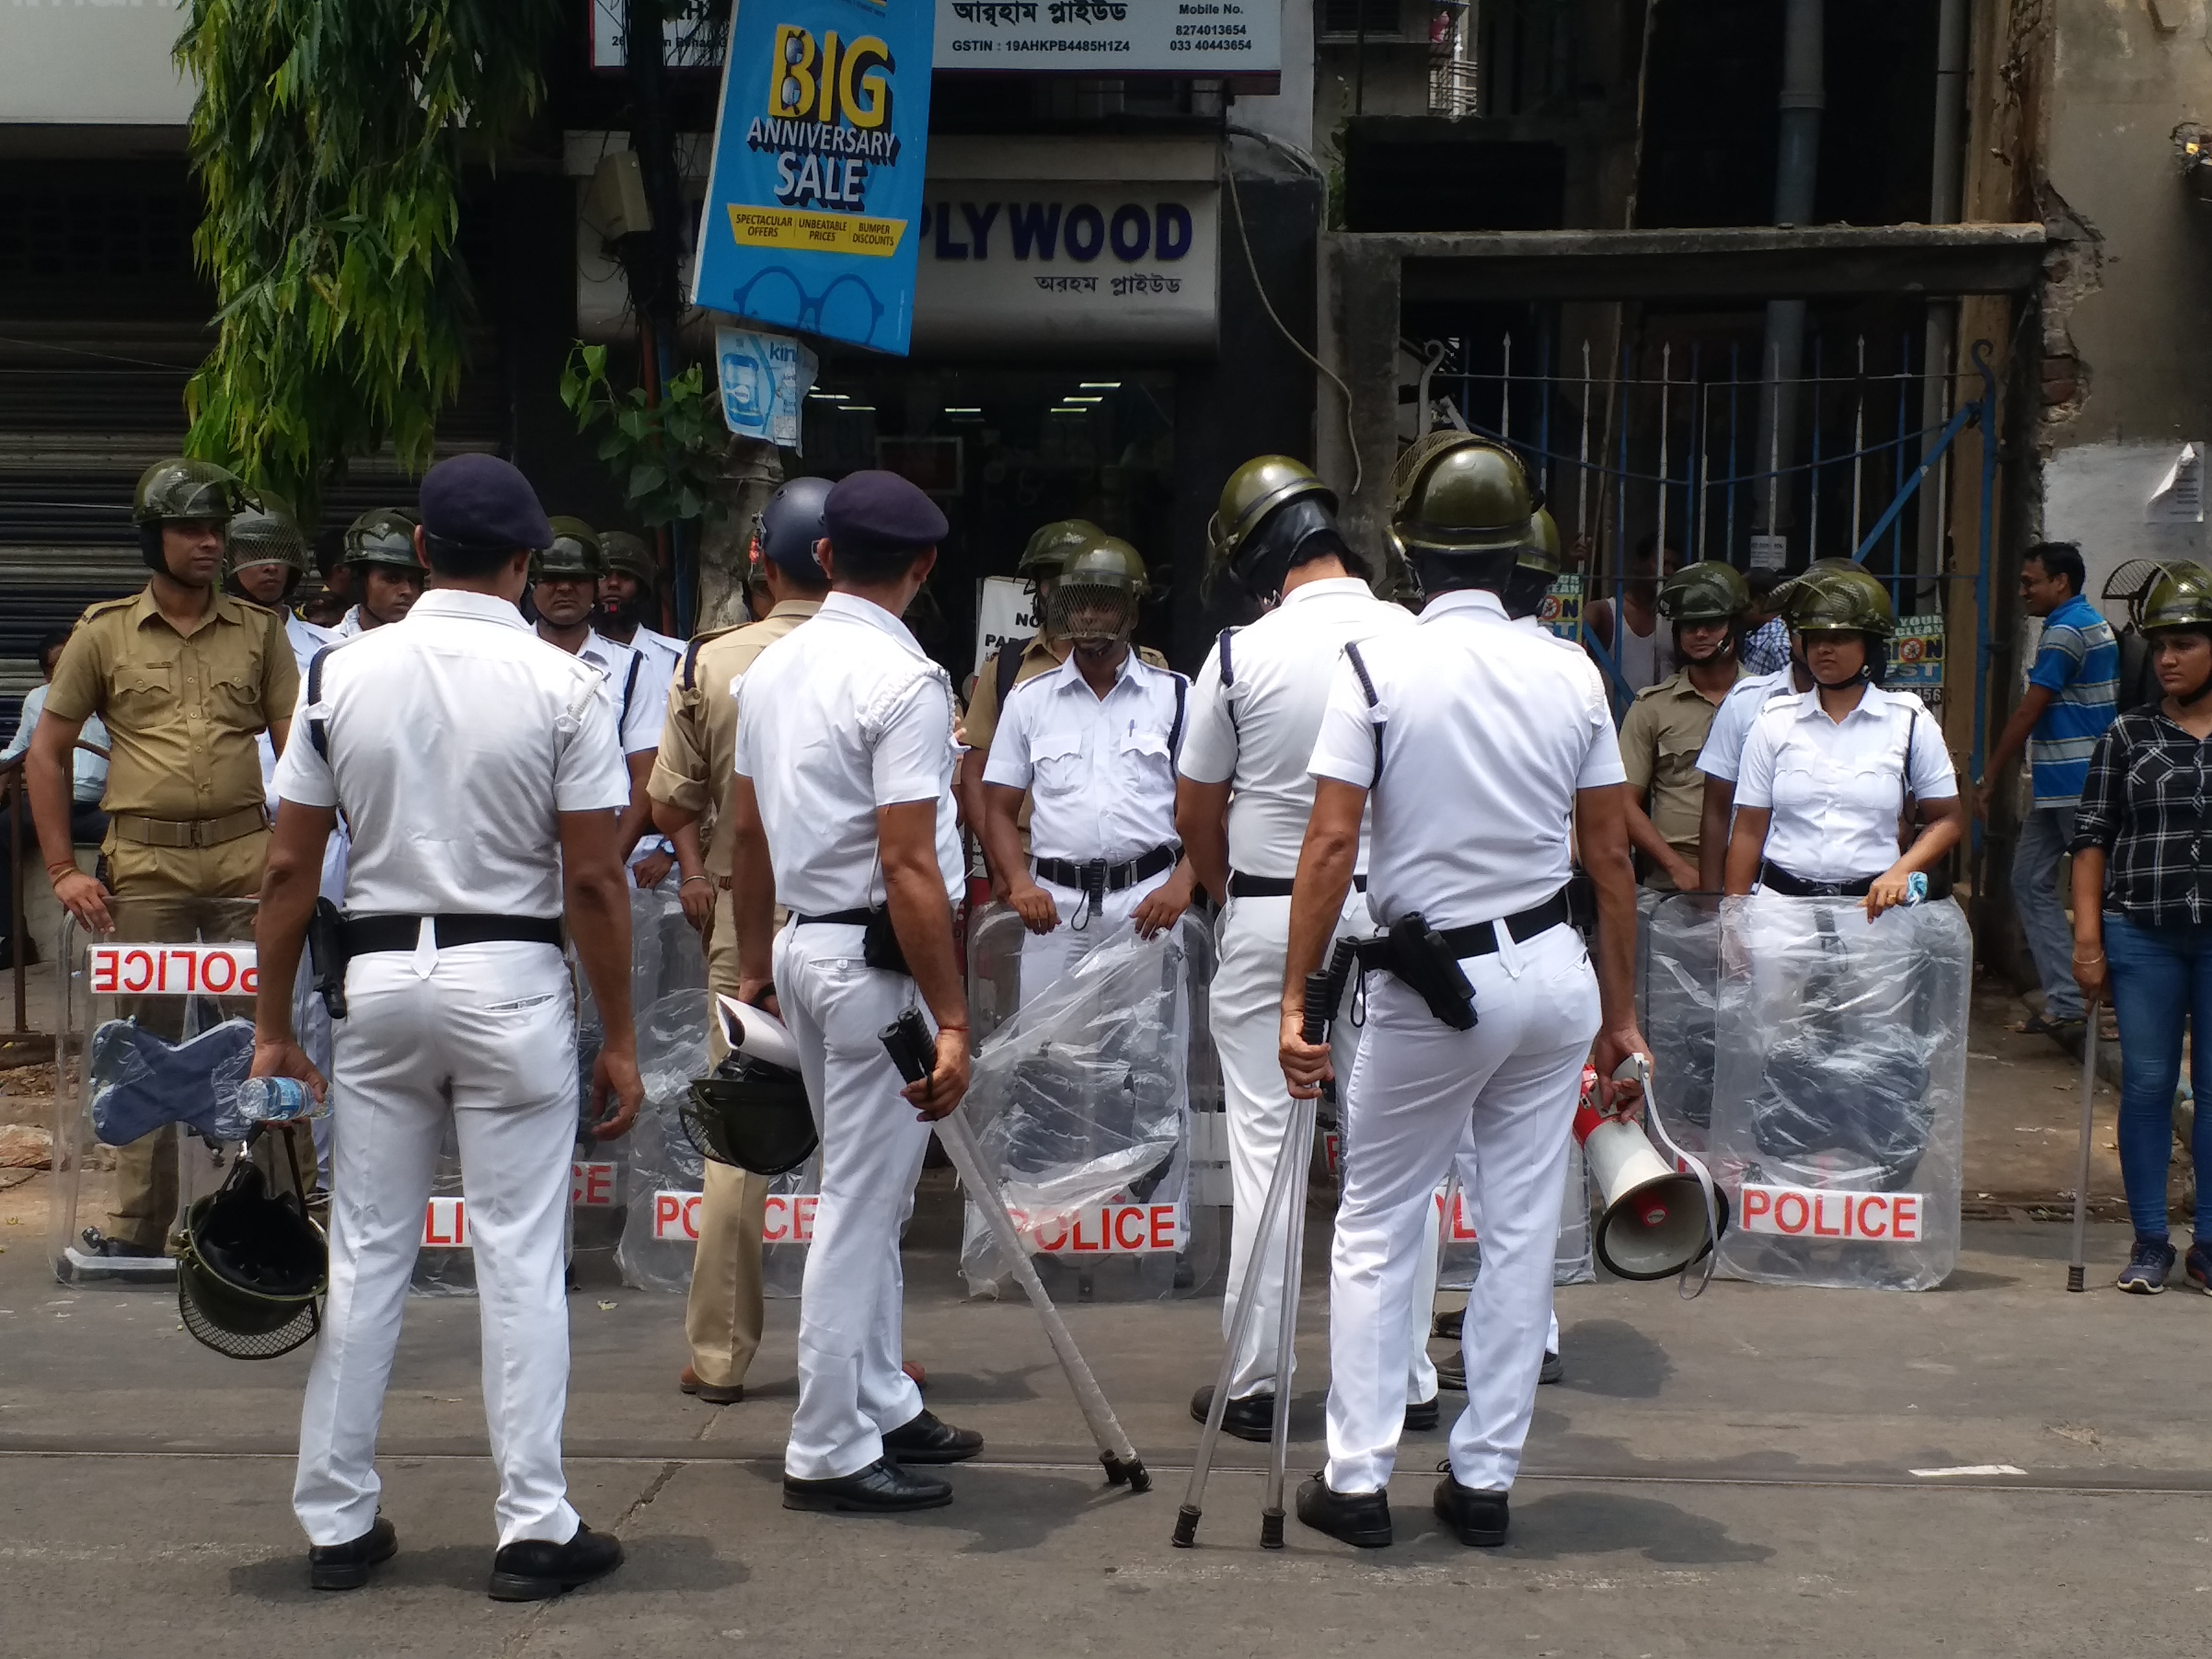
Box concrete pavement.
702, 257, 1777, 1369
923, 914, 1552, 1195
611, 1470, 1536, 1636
2, 1161, 2205, 1659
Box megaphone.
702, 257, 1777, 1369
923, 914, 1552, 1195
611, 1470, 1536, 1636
1576, 1056, 1728, 1288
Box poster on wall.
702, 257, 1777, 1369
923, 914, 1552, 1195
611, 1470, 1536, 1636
692, 0, 937, 354
715, 326, 817, 449
974, 575, 1038, 680
1540, 573, 1583, 642
1888, 613, 1945, 709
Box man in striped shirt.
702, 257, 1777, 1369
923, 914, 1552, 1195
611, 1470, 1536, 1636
1976, 541, 2119, 1035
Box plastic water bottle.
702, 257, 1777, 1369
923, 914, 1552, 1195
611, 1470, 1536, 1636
235, 1076, 325, 1123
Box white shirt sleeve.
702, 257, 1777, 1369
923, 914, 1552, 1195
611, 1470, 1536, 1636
869, 673, 955, 807
1308, 653, 1381, 789
1695, 684, 1755, 782
1902, 704, 1959, 800
1733, 711, 1783, 812
981, 680, 1037, 791
1573, 672, 1627, 790
555, 676, 633, 813
1177, 639, 1236, 785
270, 670, 338, 810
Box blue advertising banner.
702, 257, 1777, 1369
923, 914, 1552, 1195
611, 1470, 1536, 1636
692, 0, 935, 355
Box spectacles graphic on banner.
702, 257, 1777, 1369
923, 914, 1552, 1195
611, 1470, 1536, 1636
730, 266, 888, 349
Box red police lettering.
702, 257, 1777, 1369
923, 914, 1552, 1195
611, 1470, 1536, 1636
162, 949, 199, 993
1856, 1194, 1890, 1238
1149, 1205, 1178, 1250
1773, 1191, 1810, 1234
1033, 1215, 1070, 1252
791, 1195, 817, 1244
1742, 1186, 1772, 1227
1070, 1209, 1103, 1252
655, 1191, 685, 1240
202, 950, 238, 995
89, 948, 119, 994
120, 948, 154, 992
1114, 1207, 1146, 1250
1813, 1193, 1847, 1237
1891, 1194, 1921, 1241
423, 1197, 466, 1246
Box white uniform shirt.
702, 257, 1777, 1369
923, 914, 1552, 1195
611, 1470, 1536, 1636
331, 605, 366, 640
1309, 588, 1625, 929
260, 613, 338, 796
1695, 667, 1796, 784
629, 624, 686, 691
984, 649, 1188, 866
2, 684, 108, 803
733, 590, 963, 915
1180, 577, 1414, 878
1733, 684, 1958, 883
576, 629, 666, 755
273, 589, 630, 917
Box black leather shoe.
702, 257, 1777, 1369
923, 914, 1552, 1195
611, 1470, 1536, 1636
1431, 1306, 1464, 1340
1433, 1474, 1509, 1546
1435, 1351, 1562, 1392
308, 1515, 396, 1591
487, 1522, 624, 1601
881, 1408, 983, 1464
1404, 1394, 1440, 1431
1295, 1476, 1392, 1548
1189, 1384, 1275, 1443
78, 1227, 162, 1260
783, 1457, 953, 1514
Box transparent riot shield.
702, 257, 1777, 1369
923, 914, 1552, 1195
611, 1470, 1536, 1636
1709, 893, 1969, 1291
50, 899, 262, 1285
967, 900, 1027, 1046
1638, 892, 1724, 1155
1435, 1133, 1596, 1292
956, 914, 1221, 1301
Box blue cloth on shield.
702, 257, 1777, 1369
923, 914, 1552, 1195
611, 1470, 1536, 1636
89, 1017, 256, 1146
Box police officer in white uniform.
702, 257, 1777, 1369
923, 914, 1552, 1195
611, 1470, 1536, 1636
252, 454, 644, 1599
1176, 456, 1427, 1442
981, 537, 1197, 996
1279, 438, 1649, 1551
727, 469, 985, 1515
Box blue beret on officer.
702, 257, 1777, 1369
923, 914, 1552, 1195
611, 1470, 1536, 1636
824, 469, 948, 562
419, 453, 554, 553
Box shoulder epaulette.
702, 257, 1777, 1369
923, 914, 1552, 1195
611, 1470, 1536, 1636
80, 595, 135, 621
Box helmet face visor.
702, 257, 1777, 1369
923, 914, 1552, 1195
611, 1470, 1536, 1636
1047, 577, 1139, 646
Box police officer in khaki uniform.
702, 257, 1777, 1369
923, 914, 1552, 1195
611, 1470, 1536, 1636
1618, 561, 1749, 892
27, 457, 302, 1256
647, 476, 830, 1406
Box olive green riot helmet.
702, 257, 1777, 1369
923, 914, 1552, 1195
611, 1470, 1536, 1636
176, 1160, 326, 1362
2140, 561, 2212, 634
1207, 456, 1337, 569
1523, 507, 1563, 576
1782, 559, 1894, 637
342, 507, 423, 572
1017, 518, 1105, 587
1387, 434, 1537, 593
532, 516, 606, 583
1047, 536, 1148, 646
133, 457, 248, 526
1658, 560, 1752, 625
599, 529, 658, 589
224, 501, 311, 598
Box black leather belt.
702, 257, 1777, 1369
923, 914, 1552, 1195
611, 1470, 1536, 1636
793, 907, 877, 927
1759, 862, 1952, 902
1034, 842, 1180, 893
339, 914, 564, 954
1228, 871, 1368, 898
1420, 890, 1575, 958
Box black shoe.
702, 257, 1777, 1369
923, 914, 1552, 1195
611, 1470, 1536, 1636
880, 1408, 983, 1465
1295, 1476, 1392, 1548
1433, 1474, 1509, 1546
1431, 1306, 1464, 1340
1436, 1351, 1561, 1391
78, 1227, 162, 1259
308, 1515, 396, 1591
487, 1521, 624, 1601
782, 1457, 953, 1514
1189, 1384, 1276, 1443
1404, 1395, 1440, 1431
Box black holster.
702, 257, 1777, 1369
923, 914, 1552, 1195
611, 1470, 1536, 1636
1364, 912, 1478, 1031
861, 906, 912, 977
306, 897, 349, 1020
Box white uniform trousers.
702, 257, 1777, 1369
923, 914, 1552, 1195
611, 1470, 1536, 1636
294, 941, 580, 1550
1447, 1134, 1563, 1355
1016, 868, 1171, 1001
773, 920, 930, 1481
1214, 890, 1439, 1404
1324, 920, 1597, 1495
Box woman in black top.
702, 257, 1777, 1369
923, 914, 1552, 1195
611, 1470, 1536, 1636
2072, 561, 2212, 1293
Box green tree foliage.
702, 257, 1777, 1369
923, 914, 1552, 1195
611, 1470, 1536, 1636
176, 1, 561, 523
559, 343, 728, 528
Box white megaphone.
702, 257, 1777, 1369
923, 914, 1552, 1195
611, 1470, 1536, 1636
1575, 1055, 1728, 1290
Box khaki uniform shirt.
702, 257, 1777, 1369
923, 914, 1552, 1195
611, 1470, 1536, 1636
1618, 663, 1743, 889
646, 599, 820, 877
45, 586, 299, 824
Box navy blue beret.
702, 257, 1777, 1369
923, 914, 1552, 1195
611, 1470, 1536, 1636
823, 469, 948, 561
419, 453, 553, 553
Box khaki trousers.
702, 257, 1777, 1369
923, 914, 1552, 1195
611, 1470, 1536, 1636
100, 832, 311, 1249
684, 885, 768, 1387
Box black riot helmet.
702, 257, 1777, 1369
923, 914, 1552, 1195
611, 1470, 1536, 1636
133, 457, 251, 579
1207, 456, 1360, 602
683, 1057, 819, 1177
752, 476, 834, 589
177, 1158, 326, 1360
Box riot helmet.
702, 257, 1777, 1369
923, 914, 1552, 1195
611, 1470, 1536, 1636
1786, 564, 1895, 687
133, 457, 249, 579
684, 1060, 819, 1177
341, 507, 423, 572
177, 1159, 326, 1360
224, 501, 311, 602
1387, 434, 1537, 597
753, 477, 835, 587
1207, 457, 1354, 602
600, 529, 658, 590
2140, 561, 2212, 635
1017, 517, 1105, 590
1502, 507, 1563, 620
1658, 559, 1750, 665
1047, 538, 1148, 649
532, 516, 606, 584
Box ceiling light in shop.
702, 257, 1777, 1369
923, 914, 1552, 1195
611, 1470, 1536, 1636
944, 407, 983, 416
1066, 395, 1103, 403
807, 392, 847, 402
841, 405, 877, 413
1079, 382, 1121, 390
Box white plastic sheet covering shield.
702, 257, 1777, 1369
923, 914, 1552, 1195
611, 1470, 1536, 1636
1638, 892, 1723, 1154
1435, 1130, 1596, 1291
614, 990, 715, 1294
958, 918, 1208, 1299
1708, 893, 1969, 1291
